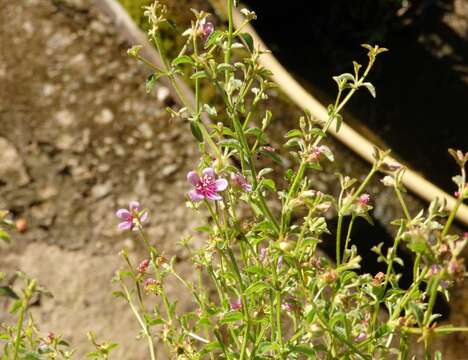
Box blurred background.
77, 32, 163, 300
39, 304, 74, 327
0, 0, 467, 358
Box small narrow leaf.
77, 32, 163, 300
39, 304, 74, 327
239, 32, 254, 52
0, 286, 19, 299
190, 121, 204, 142
361, 82, 376, 98
172, 55, 194, 67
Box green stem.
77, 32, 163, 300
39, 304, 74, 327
12, 300, 26, 360
335, 215, 344, 265
122, 283, 156, 360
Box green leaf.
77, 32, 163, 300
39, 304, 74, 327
0, 229, 10, 243
244, 265, 268, 276
111, 291, 126, 300
190, 121, 204, 142
260, 148, 282, 165
243, 281, 269, 296
290, 345, 316, 357
239, 32, 254, 52
190, 71, 207, 80
260, 178, 276, 192
219, 139, 243, 152
361, 82, 376, 98
145, 73, 160, 93
408, 302, 424, 327
0, 286, 19, 299
203, 341, 222, 351
285, 129, 302, 138
172, 55, 194, 67
205, 30, 223, 49
221, 311, 243, 323
258, 342, 281, 354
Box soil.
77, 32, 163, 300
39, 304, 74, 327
0, 0, 467, 358
0, 0, 203, 358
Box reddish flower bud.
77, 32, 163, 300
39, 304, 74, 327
137, 259, 150, 273
358, 193, 371, 206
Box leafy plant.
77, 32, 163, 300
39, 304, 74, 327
118, 1, 468, 359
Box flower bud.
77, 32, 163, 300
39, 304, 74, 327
137, 259, 150, 273
381, 175, 395, 187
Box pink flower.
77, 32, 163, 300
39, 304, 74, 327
230, 298, 242, 311
259, 246, 267, 262
116, 201, 148, 231
144, 278, 159, 294
137, 259, 150, 273
454, 191, 460, 198
277, 255, 283, 269
187, 168, 228, 202
231, 173, 252, 192
358, 193, 371, 206
282, 302, 293, 312
355, 332, 367, 342
200, 18, 214, 40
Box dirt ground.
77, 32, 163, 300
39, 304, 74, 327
0, 0, 467, 358
0, 0, 204, 357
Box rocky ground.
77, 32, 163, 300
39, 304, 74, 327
0, 0, 203, 357
0, 0, 467, 358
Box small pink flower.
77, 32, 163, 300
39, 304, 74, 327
281, 302, 293, 312
144, 278, 159, 294
187, 168, 228, 202
116, 201, 148, 231
463, 232, 468, 239
358, 193, 371, 206
200, 18, 214, 40
277, 255, 283, 269
230, 298, 242, 311
428, 264, 440, 277
355, 332, 367, 342
137, 259, 150, 273
261, 145, 276, 152
259, 246, 267, 262
231, 173, 252, 192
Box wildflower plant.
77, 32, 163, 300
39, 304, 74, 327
119, 0, 468, 359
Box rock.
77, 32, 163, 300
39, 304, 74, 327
55, 110, 75, 127
161, 163, 179, 177
138, 122, 153, 139
94, 108, 114, 125
0, 138, 30, 186
56, 134, 75, 150
91, 182, 112, 199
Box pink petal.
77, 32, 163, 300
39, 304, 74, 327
188, 189, 205, 202
129, 201, 140, 211
206, 192, 222, 201
116, 209, 132, 220
242, 183, 253, 192
118, 221, 133, 230
202, 167, 216, 179
215, 178, 228, 192
140, 211, 148, 223
187, 171, 200, 186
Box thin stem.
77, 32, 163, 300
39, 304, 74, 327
13, 300, 26, 360
335, 215, 344, 265
122, 283, 156, 360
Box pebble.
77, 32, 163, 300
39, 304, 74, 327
91, 182, 112, 199
94, 108, 114, 125
0, 138, 30, 186
55, 110, 75, 127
